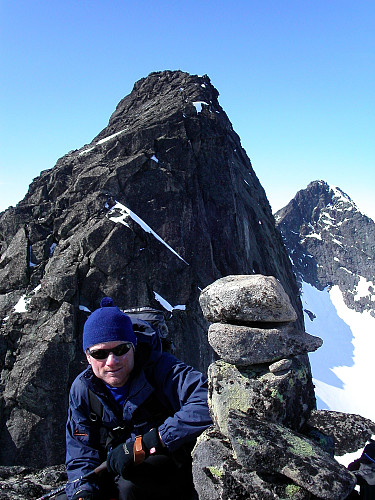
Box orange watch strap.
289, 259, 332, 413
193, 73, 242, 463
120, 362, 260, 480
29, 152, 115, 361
134, 435, 146, 465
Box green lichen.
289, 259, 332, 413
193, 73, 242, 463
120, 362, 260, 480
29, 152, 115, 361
296, 367, 308, 383
285, 484, 302, 497
237, 437, 258, 448
288, 434, 315, 457
208, 466, 223, 478
271, 389, 285, 403
241, 368, 257, 379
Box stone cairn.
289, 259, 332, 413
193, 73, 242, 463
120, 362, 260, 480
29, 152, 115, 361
192, 275, 356, 500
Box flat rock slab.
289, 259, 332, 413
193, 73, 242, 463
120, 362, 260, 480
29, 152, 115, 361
227, 410, 356, 500
208, 322, 323, 365
199, 274, 297, 323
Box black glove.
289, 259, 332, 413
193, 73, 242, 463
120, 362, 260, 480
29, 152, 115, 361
72, 490, 99, 500
142, 427, 163, 456
107, 438, 135, 476
107, 428, 162, 476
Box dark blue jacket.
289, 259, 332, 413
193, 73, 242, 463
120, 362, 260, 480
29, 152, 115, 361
65, 336, 212, 499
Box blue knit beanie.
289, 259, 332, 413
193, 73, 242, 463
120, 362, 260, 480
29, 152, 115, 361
83, 297, 136, 352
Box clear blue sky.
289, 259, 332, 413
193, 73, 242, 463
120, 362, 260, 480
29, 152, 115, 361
1, 0, 374, 220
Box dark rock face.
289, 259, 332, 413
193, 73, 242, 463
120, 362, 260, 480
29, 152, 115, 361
275, 180, 375, 315
0, 71, 300, 468
308, 410, 375, 456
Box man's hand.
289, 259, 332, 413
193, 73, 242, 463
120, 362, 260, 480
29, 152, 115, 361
142, 427, 163, 456
107, 428, 163, 476
107, 438, 135, 476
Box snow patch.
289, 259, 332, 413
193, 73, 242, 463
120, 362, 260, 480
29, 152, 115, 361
304, 233, 322, 240
353, 276, 375, 302
78, 147, 95, 156
335, 447, 363, 468
339, 266, 353, 274
97, 129, 126, 145
304, 281, 375, 421
13, 284, 42, 313
332, 186, 356, 208
153, 292, 186, 312
14, 295, 28, 313
192, 101, 209, 113
108, 202, 189, 265
78, 129, 127, 155
332, 238, 343, 247
79, 305, 91, 313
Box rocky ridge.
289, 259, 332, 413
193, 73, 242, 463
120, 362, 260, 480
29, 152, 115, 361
192, 274, 374, 500
0, 70, 300, 468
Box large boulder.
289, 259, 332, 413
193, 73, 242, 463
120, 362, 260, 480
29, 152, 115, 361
308, 410, 375, 456
199, 275, 298, 324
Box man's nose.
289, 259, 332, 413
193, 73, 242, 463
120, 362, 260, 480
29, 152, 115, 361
106, 352, 119, 365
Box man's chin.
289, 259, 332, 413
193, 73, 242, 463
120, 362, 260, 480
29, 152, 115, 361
105, 373, 128, 387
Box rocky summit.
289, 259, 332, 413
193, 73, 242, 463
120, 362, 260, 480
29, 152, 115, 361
0, 70, 300, 470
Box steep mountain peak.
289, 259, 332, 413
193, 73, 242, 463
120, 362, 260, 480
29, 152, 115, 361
275, 180, 375, 312
92, 70, 222, 145
0, 70, 300, 466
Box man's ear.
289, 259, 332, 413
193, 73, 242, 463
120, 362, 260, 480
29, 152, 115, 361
85, 351, 91, 365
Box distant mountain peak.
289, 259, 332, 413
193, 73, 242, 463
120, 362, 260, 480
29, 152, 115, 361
275, 180, 375, 314
275, 180, 375, 422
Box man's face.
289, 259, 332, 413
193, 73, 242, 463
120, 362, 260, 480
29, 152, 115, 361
86, 340, 135, 387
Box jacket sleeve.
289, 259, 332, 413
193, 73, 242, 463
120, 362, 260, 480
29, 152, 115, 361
65, 379, 102, 499
151, 353, 212, 452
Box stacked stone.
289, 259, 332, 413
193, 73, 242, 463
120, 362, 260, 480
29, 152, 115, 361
192, 275, 356, 500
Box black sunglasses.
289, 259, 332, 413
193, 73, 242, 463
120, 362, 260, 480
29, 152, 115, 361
87, 343, 134, 360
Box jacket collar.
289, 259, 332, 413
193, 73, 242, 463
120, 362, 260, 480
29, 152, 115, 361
81, 365, 154, 422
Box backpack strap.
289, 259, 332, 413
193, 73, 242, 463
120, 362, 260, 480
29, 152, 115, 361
88, 388, 103, 422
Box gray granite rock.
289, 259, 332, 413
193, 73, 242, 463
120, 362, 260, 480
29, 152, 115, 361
199, 274, 298, 324
228, 410, 356, 500
269, 358, 293, 373
0, 464, 66, 500
208, 322, 323, 365
208, 358, 316, 435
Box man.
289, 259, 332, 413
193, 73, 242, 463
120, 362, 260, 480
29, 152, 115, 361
64, 297, 212, 500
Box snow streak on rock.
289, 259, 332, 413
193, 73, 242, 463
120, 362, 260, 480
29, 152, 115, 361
153, 291, 186, 312
108, 202, 189, 265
